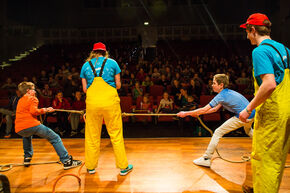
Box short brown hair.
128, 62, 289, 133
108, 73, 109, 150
18, 81, 35, 96
246, 19, 271, 36
214, 74, 229, 88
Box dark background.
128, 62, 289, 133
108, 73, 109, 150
0, 0, 289, 63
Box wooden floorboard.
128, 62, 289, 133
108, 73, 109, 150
0, 138, 289, 193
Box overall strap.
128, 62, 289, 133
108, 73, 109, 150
261, 43, 287, 69
88, 60, 98, 77
285, 46, 289, 69
98, 58, 107, 77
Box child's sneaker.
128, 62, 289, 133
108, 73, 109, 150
63, 155, 82, 170
193, 156, 211, 167
87, 169, 96, 174
120, 164, 133, 176
24, 157, 32, 167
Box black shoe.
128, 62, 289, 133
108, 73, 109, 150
63, 155, 82, 170
24, 157, 32, 167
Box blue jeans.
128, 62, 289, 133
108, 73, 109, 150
17, 124, 69, 163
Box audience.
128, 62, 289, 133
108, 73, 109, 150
0, 41, 255, 138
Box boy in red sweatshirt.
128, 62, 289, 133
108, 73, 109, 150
15, 81, 82, 169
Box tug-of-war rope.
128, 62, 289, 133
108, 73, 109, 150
0, 110, 288, 192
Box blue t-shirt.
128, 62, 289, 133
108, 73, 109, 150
80, 57, 121, 88
209, 88, 255, 119
253, 39, 290, 86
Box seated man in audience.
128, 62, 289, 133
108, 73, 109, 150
70, 91, 86, 137
0, 90, 21, 138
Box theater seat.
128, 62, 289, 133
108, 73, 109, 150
120, 96, 133, 122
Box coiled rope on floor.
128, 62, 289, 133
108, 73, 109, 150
0, 161, 61, 172
123, 112, 251, 163
52, 162, 85, 193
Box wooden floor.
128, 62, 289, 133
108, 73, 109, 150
0, 138, 289, 193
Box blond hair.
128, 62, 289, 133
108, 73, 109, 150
86, 50, 109, 62
214, 74, 229, 88
18, 81, 35, 96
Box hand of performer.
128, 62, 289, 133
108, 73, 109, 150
239, 109, 250, 122
46, 107, 55, 113
177, 111, 187, 118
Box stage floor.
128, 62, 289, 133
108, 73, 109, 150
0, 138, 289, 193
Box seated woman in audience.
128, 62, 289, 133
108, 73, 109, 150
156, 92, 174, 113
142, 76, 154, 93
179, 95, 198, 111
132, 81, 143, 100
41, 83, 53, 98
175, 87, 189, 108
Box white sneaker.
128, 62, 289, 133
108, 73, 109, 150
193, 156, 211, 167
87, 169, 96, 174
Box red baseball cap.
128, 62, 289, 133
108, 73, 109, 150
93, 42, 106, 51
240, 13, 270, 28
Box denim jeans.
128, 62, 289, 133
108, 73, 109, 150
17, 124, 69, 163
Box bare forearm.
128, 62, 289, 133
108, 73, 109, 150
247, 77, 276, 111
82, 78, 87, 93
115, 74, 121, 90
185, 107, 208, 116
205, 107, 217, 114
247, 74, 276, 111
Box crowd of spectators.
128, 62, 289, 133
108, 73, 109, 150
0, 40, 255, 137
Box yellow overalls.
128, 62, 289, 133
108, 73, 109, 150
85, 58, 128, 170
252, 45, 290, 193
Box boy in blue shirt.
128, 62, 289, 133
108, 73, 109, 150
177, 74, 255, 167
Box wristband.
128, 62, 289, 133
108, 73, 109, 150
246, 108, 252, 114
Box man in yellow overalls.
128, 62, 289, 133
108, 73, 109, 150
80, 42, 133, 175
239, 13, 290, 193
